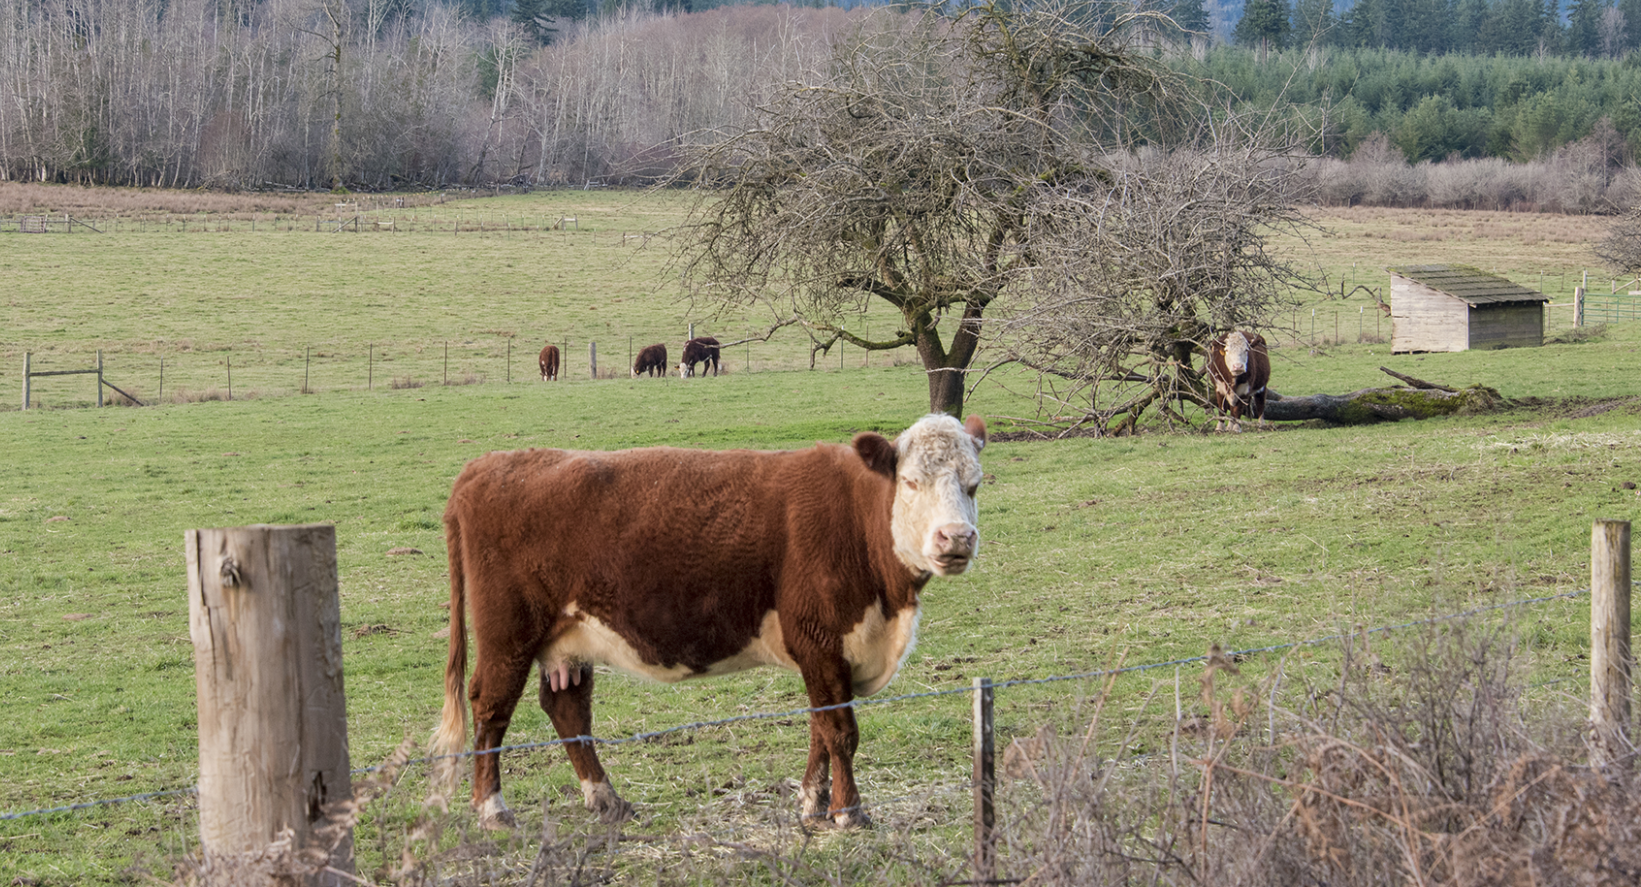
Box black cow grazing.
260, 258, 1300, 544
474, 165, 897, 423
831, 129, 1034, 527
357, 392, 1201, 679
632, 343, 668, 378
677, 336, 721, 378
538, 344, 560, 381
1207, 331, 1271, 433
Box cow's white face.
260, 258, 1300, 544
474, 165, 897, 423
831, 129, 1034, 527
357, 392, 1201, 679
890, 414, 986, 577
1222, 332, 1252, 378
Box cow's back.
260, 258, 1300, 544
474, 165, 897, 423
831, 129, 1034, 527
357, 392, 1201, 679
446, 443, 893, 676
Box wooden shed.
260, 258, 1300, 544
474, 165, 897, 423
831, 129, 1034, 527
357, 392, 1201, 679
1388, 264, 1548, 353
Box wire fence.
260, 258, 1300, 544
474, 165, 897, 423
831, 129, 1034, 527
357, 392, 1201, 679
7, 332, 915, 411
0, 584, 1602, 825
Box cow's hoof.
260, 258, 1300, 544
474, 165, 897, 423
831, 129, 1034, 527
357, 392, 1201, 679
799, 784, 831, 820
477, 794, 517, 830
583, 780, 635, 824
833, 807, 872, 829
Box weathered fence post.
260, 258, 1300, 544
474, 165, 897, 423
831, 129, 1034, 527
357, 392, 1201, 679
96, 350, 104, 408
589, 342, 597, 380
21, 352, 30, 410
186, 524, 354, 884
973, 676, 996, 883
1591, 519, 1633, 768
1574, 286, 1585, 328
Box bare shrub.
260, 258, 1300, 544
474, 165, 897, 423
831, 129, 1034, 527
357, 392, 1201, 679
389, 376, 424, 390
992, 622, 1633, 886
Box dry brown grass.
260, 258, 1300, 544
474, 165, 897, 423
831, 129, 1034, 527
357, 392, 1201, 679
0, 183, 447, 221
1289, 206, 1608, 293
153, 622, 1640, 886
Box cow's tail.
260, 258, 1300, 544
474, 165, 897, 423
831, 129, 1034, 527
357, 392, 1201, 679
428, 514, 470, 808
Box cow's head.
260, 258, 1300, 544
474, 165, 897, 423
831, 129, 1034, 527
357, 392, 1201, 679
1221, 332, 1252, 382
856, 414, 987, 577
676, 362, 692, 379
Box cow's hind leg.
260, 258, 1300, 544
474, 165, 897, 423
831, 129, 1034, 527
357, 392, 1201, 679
540, 665, 634, 824
469, 650, 534, 830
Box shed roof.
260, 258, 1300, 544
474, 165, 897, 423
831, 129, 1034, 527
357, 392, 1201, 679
1387, 264, 1548, 306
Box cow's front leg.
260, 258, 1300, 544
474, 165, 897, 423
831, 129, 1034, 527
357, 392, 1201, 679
800, 723, 831, 820
540, 663, 634, 824
801, 662, 870, 828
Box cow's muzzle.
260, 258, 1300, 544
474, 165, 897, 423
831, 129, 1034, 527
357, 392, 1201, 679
929, 523, 979, 575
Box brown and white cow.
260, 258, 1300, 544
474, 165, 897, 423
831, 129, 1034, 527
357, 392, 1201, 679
677, 336, 721, 378
632, 343, 668, 378
1206, 330, 1270, 432
538, 344, 560, 381
432, 414, 987, 830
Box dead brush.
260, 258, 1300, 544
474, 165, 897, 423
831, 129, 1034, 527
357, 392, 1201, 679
990, 621, 1635, 886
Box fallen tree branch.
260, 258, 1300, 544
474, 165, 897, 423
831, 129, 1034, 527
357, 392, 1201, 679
1263, 384, 1503, 424
1377, 366, 1456, 391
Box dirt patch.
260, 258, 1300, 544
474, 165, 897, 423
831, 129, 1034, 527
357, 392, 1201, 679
0, 183, 346, 219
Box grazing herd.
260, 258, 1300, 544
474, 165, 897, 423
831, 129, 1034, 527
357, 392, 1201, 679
533, 335, 726, 380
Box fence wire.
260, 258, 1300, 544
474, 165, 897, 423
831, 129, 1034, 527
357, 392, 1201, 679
0, 585, 1602, 823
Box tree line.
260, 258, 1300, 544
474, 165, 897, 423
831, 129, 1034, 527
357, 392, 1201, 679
1236, 0, 1641, 58
0, 0, 1636, 200
1190, 46, 1639, 167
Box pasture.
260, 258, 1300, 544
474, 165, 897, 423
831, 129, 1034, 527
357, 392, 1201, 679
1, 188, 1639, 883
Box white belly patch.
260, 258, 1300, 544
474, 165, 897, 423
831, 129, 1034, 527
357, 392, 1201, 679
541, 607, 798, 683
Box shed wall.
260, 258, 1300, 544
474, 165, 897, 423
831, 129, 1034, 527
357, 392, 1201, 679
1391, 278, 1469, 353
1468, 303, 1544, 350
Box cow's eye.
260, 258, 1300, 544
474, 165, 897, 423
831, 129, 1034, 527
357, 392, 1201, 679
904, 478, 920, 492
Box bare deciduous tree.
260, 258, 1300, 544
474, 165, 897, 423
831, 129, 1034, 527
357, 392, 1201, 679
673, 1, 1185, 417
998, 132, 1318, 436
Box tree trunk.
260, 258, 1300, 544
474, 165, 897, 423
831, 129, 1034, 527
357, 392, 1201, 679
914, 302, 985, 418
1263, 384, 1503, 424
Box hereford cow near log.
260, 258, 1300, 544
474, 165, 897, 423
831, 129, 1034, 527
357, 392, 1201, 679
677, 336, 721, 378
632, 343, 667, 377
1206, 331, 1270, 432
432, 414, 988, 830
538, 344, 560, 381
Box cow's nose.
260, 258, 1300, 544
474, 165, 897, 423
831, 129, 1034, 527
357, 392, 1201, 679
934, 524, 978, 553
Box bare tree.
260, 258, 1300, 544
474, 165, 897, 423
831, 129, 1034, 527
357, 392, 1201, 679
997, 130, 1315, 436
673, 1, 1184, 417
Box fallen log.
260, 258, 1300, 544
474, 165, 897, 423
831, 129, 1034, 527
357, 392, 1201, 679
1263, 368, 1503, 424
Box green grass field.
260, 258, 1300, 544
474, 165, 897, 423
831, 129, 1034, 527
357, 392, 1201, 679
1, 189, 1638, 883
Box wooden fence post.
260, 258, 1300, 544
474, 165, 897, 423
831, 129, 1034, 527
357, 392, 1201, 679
589, 341, 597, 380
973, 676, 996, 883
186, 524, 354, 884
96, 350, 104, 408
1591, 519, 1633, 768
22, 352, 30, 410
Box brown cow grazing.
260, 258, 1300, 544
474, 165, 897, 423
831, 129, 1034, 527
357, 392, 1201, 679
632, 343, 667, 377
432, 414, 988, 830
538, 344, 560, 381
676, 336, 721, 378
1207, 331, 1271, 433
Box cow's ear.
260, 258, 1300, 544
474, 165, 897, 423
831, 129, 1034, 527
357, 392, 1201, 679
852, 432, 898, 478
964, 415, 987, 451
